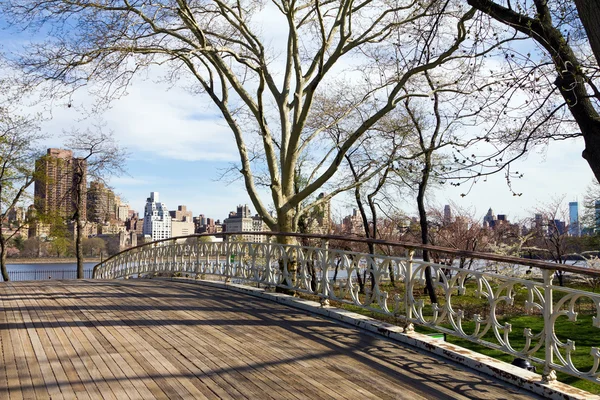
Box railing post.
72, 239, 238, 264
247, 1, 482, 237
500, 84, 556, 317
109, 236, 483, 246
224, 234, 231, 283
542, 269, 557, 382
196, 236, 201, 276
404, 249, 415, 333
266, 234, 274, 286
320, 237, 330, 307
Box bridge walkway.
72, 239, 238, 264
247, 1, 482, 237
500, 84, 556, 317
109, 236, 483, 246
0, 280, 541, 399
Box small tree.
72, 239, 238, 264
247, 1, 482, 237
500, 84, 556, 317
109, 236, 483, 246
580, 179, 600, 233
82, 237, 106, 257
64, 126, 126, 278
0, 107, 41, 281
21, 237, 45, 258
527, 196, 571, 286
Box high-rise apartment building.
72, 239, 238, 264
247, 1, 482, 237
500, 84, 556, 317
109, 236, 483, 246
117, 204, 130, 221
569, 201, 580, 237
34, 148, 87, 220
142, 192, 172, 241
87, 181, 117, 223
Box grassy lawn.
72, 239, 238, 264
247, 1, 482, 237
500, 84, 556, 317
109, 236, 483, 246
326, 278, 600, 394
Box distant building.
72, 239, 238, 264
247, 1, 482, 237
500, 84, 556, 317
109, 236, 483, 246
169, 205, 195, 237
342, 209, 363, 234
98, 222, 127, 235
569, 201, 580, 237
495, 214, 509, 227
142, 192, 172, 241
443, 205, 452, 225
172, 220, 195, 237
34, 148, 87, 220
87, 181, 117, 223
170, 205, 193, 222
550, 219, 566, 236
117, 204, 130, 222
483, 208, 496, 228
6, 206, 26, 223
534, 213, 545, 231
301, 193, 331, 234
196, 216, 222, 234
223, 204, 266, 242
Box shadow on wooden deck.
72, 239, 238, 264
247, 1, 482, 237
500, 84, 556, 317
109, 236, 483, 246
0, 279, 541, 399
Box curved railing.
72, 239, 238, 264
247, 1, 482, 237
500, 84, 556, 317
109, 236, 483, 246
93, 232, 600, 386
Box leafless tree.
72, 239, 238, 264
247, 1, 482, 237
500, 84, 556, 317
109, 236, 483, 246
467, 0, 600, 184
526, 195, 571, 285
428, 203, 492, 268
0, 0, 484, 244
64, 127, 127, 278
580, 179, 600, 232
0, 107, 41, 281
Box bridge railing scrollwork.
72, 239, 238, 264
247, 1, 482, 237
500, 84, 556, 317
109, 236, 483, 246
93, 232, 600, 386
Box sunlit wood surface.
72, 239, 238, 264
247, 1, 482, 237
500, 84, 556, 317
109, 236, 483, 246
0, 279, 540, 399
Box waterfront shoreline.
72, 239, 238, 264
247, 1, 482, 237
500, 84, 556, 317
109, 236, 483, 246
6, 258, 102, 265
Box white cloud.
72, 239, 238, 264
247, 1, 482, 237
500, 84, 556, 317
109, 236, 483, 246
35, 75, 239, 163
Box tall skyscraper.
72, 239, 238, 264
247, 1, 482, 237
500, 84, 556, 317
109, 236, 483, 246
117, 204, 130, 221
483, 208, 496, 228
443, 205, 452, 225
568, 201, 580, 237
34, 148, 87, 220
142, 192, 172, 241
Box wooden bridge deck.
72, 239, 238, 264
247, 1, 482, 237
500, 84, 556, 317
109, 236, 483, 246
0, 279, 540, 400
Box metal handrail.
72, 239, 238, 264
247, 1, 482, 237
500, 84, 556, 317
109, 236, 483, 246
92, 231, 600, 278
92, 231, 600, 386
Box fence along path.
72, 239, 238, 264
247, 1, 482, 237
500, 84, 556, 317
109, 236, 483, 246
0, 279, 542, 399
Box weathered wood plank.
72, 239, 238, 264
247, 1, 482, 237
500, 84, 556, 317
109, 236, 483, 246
0, 280, 544, 400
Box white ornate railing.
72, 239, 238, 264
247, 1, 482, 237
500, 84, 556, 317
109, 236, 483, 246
93, 232, 600, 386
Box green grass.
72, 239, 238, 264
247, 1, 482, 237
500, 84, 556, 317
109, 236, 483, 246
325, 279, 600, 394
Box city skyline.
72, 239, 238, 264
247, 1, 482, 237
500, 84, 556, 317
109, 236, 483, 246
108, 135, 593, 225
26, 140, 594, 227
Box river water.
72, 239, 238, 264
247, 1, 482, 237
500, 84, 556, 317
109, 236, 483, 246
1, 262, 98, 282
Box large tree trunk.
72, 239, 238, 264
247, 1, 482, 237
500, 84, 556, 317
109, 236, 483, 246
275, 208, 298, 291
574, 1, 600, 67
417, 163, 438, 305
74, 168, 86, 279
0, 239, 8, 282
76, 219, 84, 279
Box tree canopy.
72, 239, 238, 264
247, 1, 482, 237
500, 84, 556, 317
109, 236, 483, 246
0, 0, 482, 235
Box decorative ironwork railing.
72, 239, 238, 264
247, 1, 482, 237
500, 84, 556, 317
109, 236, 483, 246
93, 232, 600, 386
